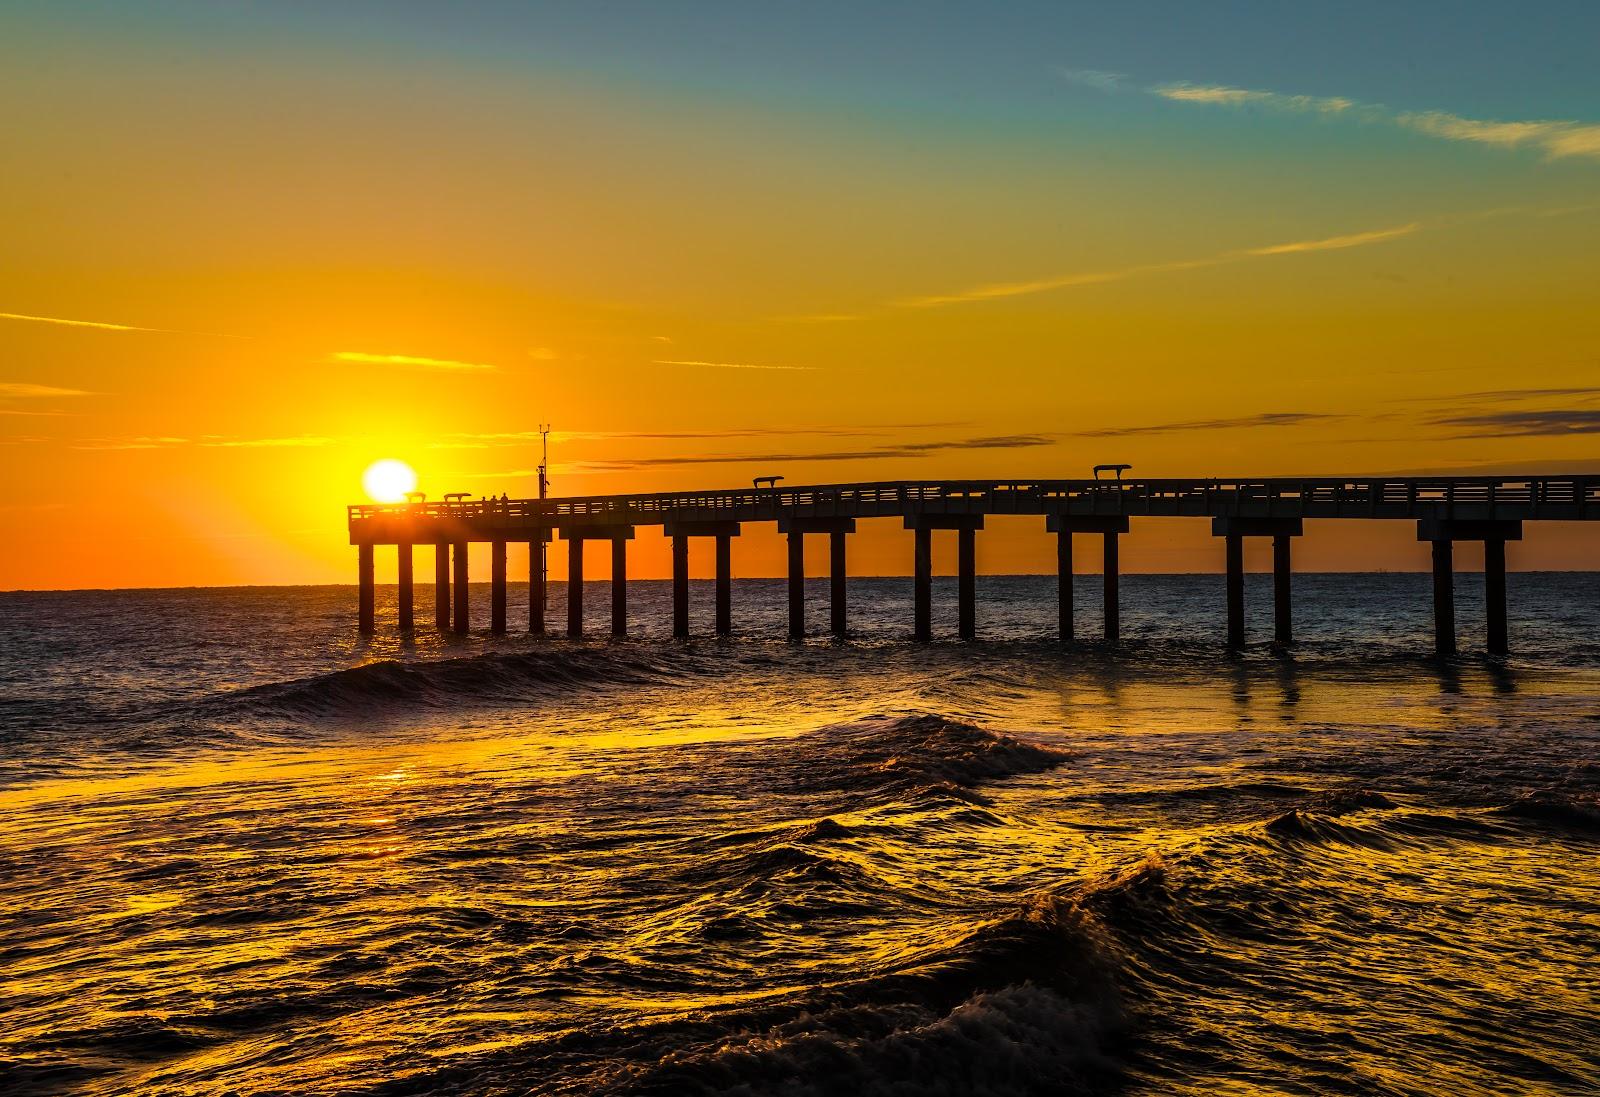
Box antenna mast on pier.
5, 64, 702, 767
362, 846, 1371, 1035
537, 424, 551, 500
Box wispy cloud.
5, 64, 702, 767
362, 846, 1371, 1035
0, 311, 244, 338
653, 359, 815, 372
0, 382, 95, 398
1144, 80, 1600, 162
1154, 83, 1356, 115
1058, 68, 1127, 92
332, 351, 496, 371
71, 434, 333, 451
203, 436, 334, 448
473, 433, 1059, 475
1243, 224, 1419, 255
1433, 409, 1600, 438
897, 222, 1415, 309
429, 422, 968, 449
1077, 412, 1336, 437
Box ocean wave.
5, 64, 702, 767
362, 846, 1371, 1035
1492, 791, 1600, 835
213, 646, 692, 719
769, 713, 1070, 804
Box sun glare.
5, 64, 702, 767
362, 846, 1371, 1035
362, 459, 418, 503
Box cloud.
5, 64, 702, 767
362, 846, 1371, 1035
896, 222, 1414, 309
653, 359, 815, 372
1433, 409, 1600, 437
1243, 223, 1419, 255
0, 382, 94, 398
429, 422, 969, 449
0, 311, 244, 338
71, 434, 333, 450
475, 433, 1060, 474
1155, 84, 1356, 115
1077, 412, 1336, 437
1059, 68, 1126, 92
527, 347, 557, 361
332, 351, 496, 371
1, 311, 157, 332
1144, 80, 1600, 162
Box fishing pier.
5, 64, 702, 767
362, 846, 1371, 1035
348, 476, 1599, 654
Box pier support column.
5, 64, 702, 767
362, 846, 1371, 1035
830, 529, 847, 637
1048, 515, 1128, 646
490, 540, 507, 634
1431, 539, 1455, 656
1103, 532, 1120, 645
614, 536, 630, 638
664, 522, 741, 639
1056, 531, 1073, 644
775, 518, 849, 642
435, 542, 450, 631
1225, 534, 1245, 651
528, 535, 549, 635
567, 536, 584, 639
913, 527, 932, 642
1212, 517, 1304, 651
557, 526, 636, 640
1273, 534, 1293, 647
957, 527, 976, 640
452, 542, 469, 634
397, 542, 414, 632
1485, 538, 1508, 656
357, 543, 375, 634
1418, 519, 1521, 656
715, 534, 733, 636
905, 513, 984, 641
788, 531, 806, 639
671, 535, 689, 639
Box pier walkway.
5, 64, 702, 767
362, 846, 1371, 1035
348, 475, 1600, 654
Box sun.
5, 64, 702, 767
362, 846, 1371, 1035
362, 459, 418, 503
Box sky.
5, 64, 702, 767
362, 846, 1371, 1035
3, 1, 1599, 588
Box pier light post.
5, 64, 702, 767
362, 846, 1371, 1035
1046, 515, 1129, 646
1211, 517, 1303, 651
777, 517, 855, 640
664, 522, 742, 638
904, 513, 984, 642
1418, 519, 1521, 657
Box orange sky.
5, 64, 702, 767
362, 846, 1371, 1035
3, 7, 1598, 589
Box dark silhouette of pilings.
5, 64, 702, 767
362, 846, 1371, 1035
435, 542, 450, 630
1419, 519, 1520, 657
452, 542, 469, 633
904, 514, 984, 641
397, 542, 414, 632
357, 543, 375, 634
1047, 515, 1128, 645
1212, 517, 1303, 650
665, 521, 742, 638
490, 540, 507, 633
777, 517, 855, 639
557, 526, 635, 638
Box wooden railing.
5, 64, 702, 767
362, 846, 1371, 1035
349, 476, 1600, 526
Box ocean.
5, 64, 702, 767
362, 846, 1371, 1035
2, 573, 1597, 1096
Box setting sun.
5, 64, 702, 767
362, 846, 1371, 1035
362, 459, 417, 503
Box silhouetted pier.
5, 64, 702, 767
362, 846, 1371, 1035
348, 476, 1600, 654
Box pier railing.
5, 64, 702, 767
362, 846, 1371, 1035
349, 475, 1600, 526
